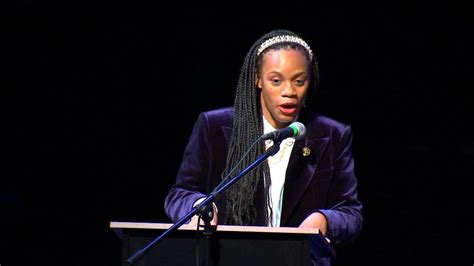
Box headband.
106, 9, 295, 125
256, 35, 313, 60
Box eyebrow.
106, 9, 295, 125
266, 71, 308, 78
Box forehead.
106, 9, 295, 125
260, 48, 309, 70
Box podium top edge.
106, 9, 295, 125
109, 221, 320, 235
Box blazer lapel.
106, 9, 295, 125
280, 136, 330, 226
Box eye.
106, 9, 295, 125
294, 79, 307, 86
271, 78, 281, 85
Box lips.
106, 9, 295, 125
279, 103, 297, 115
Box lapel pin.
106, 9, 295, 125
302, 146, 311, 157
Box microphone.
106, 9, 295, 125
261, 122, 306, 142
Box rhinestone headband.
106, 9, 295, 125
256, 35, 313, 60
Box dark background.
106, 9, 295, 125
4, 4, 473, 266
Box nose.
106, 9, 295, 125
281, 82, 296, 97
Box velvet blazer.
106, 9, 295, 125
164, 106, 363, 245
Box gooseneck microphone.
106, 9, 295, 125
261, 121, 306, 143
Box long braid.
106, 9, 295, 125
223, 29, 320, 225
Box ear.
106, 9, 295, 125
255, 75, 262, 89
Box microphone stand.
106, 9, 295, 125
126, 139, 282, 265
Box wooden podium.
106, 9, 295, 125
110, 221, 335, 266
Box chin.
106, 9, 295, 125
277, 116, 296, 125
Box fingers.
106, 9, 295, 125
211, 202, 218, 225
188, 203, 218, 226
188, 214, 217, 226
188, 215, 200, 226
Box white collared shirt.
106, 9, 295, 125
263, 117, 296, 227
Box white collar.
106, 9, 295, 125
262, 116, 296, 148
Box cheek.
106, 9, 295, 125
298, 86, 309, 98
261, 87, 279, 103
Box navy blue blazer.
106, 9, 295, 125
164, 106, 363, 245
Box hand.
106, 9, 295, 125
189, 202, 218, 226
298, 212, 328, 236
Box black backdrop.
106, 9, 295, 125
4, 4, 474, 266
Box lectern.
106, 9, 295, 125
110, 221, 335, 266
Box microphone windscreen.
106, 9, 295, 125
290, 122, 306, 139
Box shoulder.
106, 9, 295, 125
200, 106, 234, 124
198, 106, 234, 126
305, 113, 355, 155
202, 106, 234, 119
305, 113, 352, 139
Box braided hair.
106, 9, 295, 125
222, 29, 320, 225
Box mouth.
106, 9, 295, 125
278, 103, 298, 115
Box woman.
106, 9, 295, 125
164, 29, 363, 248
